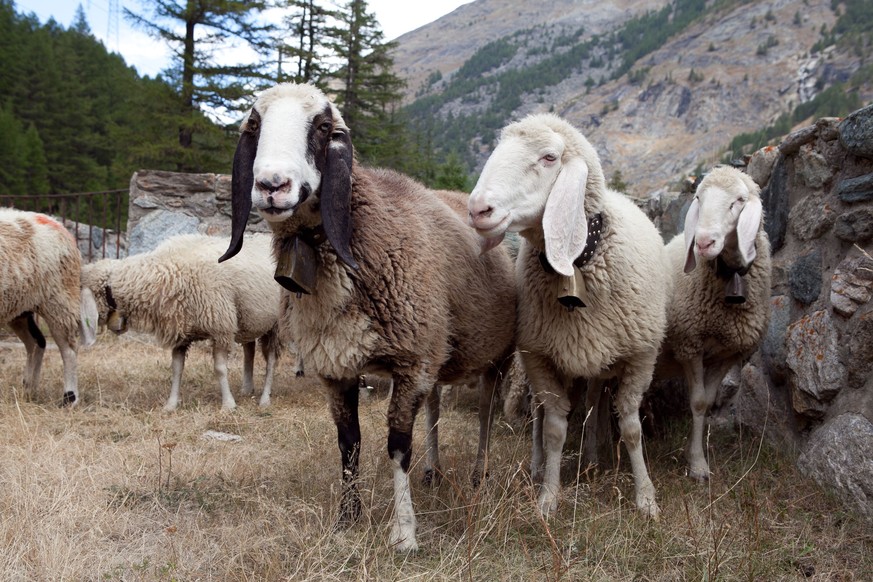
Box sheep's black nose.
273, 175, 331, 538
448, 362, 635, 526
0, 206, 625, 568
257, 178, 290, 193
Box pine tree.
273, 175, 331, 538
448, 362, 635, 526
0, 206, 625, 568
125, 0, 274, 156
327, 0, 407, 167
277, 0, 338, 85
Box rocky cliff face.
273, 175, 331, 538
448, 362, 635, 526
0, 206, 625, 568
392, 0, 871, 199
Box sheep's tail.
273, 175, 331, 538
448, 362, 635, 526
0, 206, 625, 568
502, 353, 532, 427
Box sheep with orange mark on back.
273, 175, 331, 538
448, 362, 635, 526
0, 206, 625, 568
0, 208, 97, 405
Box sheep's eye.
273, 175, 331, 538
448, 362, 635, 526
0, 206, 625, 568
319, 121, 332, 133
542, 153, 558, 163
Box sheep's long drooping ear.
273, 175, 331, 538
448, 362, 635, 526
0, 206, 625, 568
542, 158, 589, 277
321, 129, 359, 270
736, 196, 762, 266
219, 129, 258, 263
683, 197, 700, 273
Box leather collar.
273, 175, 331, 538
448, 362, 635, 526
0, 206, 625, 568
539, 213, 604, 274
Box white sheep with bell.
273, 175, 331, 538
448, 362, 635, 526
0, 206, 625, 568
469, 113, 668, 519
658, 165, 771, 481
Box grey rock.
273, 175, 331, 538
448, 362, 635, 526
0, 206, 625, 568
834, 208, 873, 243
797, 148, 833, 189
789, 192, 836, 241
797, 413, 873, 521
788, 250, 822, 305
761, 295, 791, 382
128, 209, 200, 256
839, 103, 873, 159
761, 155, 789, 252
134, 170, 216, 196
747, 146, 779, 188
837, 173, 873, 203
786, 310, 846, 417
779, 124, 817, 156
132, 197, 159, 209
830, 256, 873, 318
846, 310, 873, 390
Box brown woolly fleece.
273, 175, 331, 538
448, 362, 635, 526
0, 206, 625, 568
274, 167, 517, 417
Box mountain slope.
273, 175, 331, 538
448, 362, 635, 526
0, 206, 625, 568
391, 0, 872, 198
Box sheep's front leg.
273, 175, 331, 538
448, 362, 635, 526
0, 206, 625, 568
530, 394, 545, 482
164, 344, 188, 411
421, 385, 441, 486
523, 352, 570, 517
614, 352, 659, 520
9, 314, 45, 401
240, 341, 256, 396
327, 377, 362, 527
386, 371, 429, 552
212, 346, 237, 410
684, 356, 734, 482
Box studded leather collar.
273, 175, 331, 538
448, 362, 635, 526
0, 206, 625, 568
539, 212, 605, 274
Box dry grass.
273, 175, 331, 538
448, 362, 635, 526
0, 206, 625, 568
0, 331, 870, 581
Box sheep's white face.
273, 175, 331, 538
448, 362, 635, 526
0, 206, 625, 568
683, 166, 763, 272
244, 91, 331, 223
468, 130, 565, 241
688, 185, 745, 260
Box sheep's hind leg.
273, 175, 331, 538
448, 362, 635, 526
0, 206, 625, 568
240, 341, 256, 396
326, 377, 362, 527
164, 344, 189, 411
421, 385, 441, 486
472, 355, 510, 487
43, 314, 79, 406
9, 313, 46, 401
614, 353, 659, 520
213, 346, 237, 410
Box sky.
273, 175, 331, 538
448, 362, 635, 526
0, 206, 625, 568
13, 0, 472, 78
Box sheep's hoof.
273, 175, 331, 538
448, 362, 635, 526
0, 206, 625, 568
62, 391, 77, 407
471, 469, 490, 488
537, 491, 558, 518
686, 464, 711, 483
636, 493, 661, 521
335, 496, 361, 530
163, 403, 178, 413
258, 397, 271, 407
421, 468, 441, 487
389, 523, 419, 552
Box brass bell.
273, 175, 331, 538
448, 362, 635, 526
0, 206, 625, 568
275, 235, 318, 295
557, 268, 590, 311
725, 273, 747, 305
106, 310, 128, 334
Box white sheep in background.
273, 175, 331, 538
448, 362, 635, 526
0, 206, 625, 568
81, 233, 286, 410
0, 208, 97, 405
219, 82, 516, 552
658, 165, 771, 481
469, 113, 667, 519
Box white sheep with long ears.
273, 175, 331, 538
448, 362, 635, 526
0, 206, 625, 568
0, 208, 97, 406
81, 233, 283, 411
220, 83, 516, 552
660, 165, 771, 481
469, 113, 668, 519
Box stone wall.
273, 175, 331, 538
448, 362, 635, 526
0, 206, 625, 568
655, 104, 873, 521
126, 170, 270, 256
